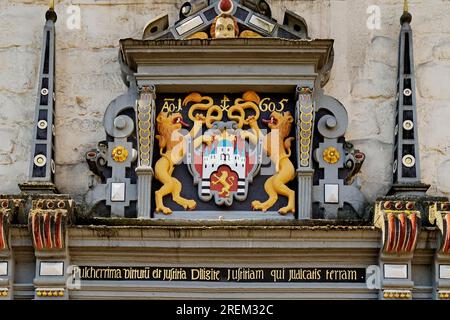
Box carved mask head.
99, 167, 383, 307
211, 14, 239, 39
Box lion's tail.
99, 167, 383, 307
284, 137, 295, 157
155, 135, 165, 155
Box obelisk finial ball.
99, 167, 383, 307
400, 0, 412, 24
46, 0, 57, 22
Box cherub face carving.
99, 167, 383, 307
214, 16, 236, 38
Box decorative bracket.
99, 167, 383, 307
429, 201, 450, 300
374, 200, 420, 255
312, 94, 366, 219
374, 198, 421, 300
86, 80, 139, 217
28, 197, 74, 251
0, 198, 24, 252
0, 197, 24, 300
429, 202, 450, 255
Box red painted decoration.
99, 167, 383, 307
443, 213, 450, 254
219, 0, 233, 13
210, 165, 238, 198
33, 214, 43, 251
0, 213, 5, 250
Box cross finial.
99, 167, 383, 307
403, 0, 409, 12
49, 0, 54, 10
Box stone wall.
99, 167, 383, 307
0, 0, 449, 207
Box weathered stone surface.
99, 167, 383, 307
417, 62, 450, 100
433, 41, 450, 61
348, 139, 393, 202
0, 4, 44, 48
350, 62, 396, 99
437, 160, 450, 195
0, 0, 449, 207
0, 47, 39, 94
55, 117, 104, 165
347, 99, 395, 145
54, 163, 92, 203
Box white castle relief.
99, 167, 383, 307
201, 132, 247, 197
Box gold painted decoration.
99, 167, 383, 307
137, 87, 154, 167
239, 30, 263, 38
184, 92, 223, 129
187, 32, 209, 40
154, 91, 295, 215
154, 110, 210, 214
383, 290, 411, 299
112, 146, 128, 163
323, 146, 340, 164
227, 91, 261, 129
242, 111, 296, 214
298, 87, 314, 167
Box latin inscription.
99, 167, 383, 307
76, 266, 365, 283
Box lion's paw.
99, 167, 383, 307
251, 200, 266, 211
184, 200, 197, 211
156, 206, 173, 215
278, 206, 294, 215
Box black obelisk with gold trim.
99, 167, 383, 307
389, 0, 429, 195
20, 2, 58, 194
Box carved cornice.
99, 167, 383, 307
429, 201, 450, 255
120, 38, 334, 75
28, 198, 74, 251
374, 200, 420, 255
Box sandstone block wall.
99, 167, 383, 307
0, 0, 449, 208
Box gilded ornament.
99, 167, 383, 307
187, 31, 209, 40
239, 30, 263, 38
154, 103, 211, 214
111, 146, 128, 163
242, 111, 296, 214
323, 147, 340, 164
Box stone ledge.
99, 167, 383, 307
74, 216, 375, 228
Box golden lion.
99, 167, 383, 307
154, 111, 209, 214
243, 111, 296, 215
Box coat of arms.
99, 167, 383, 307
188, 121, 262, 206
152, 91, 297, 214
